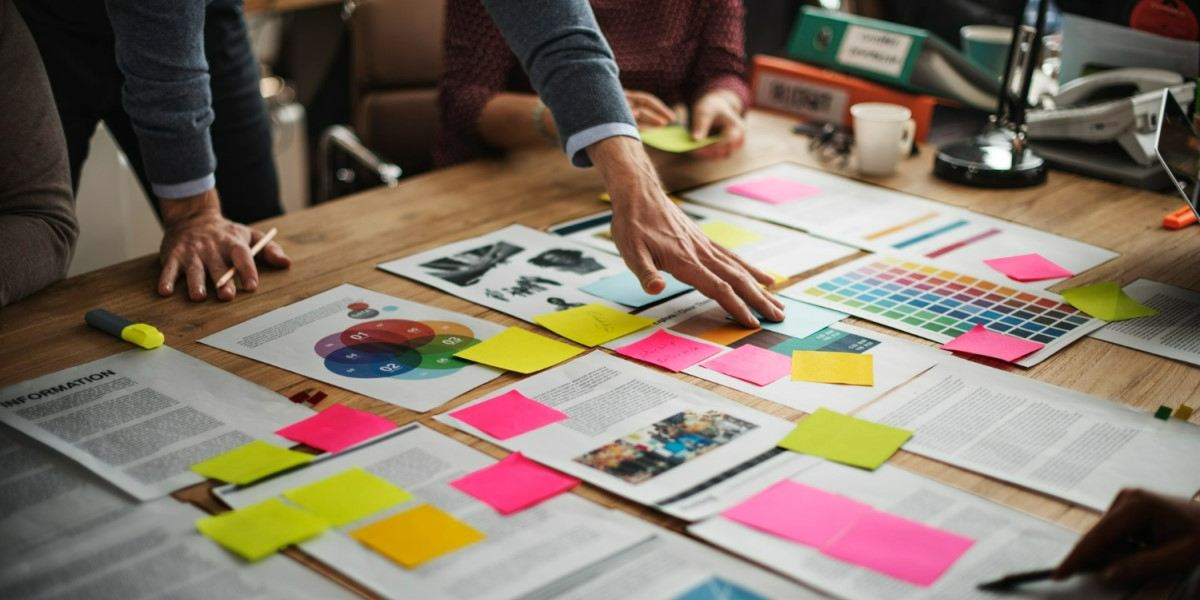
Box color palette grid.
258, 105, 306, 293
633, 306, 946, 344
783, 256, 1102, 367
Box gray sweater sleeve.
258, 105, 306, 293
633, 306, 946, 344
106, 0, 216, 198
480, 0, 639, 167
0, 0, 78, 306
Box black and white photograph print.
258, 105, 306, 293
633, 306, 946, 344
420, 242, 524, 287
528, 248, 604, 275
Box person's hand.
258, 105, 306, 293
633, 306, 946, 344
624, 90, 675, 129
587, 136, 784, 327
1054, 489, 1200, 587
689, 90, 746, 159
157, 189, 290, 301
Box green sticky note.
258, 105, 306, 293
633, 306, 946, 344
283, 468, 413, 526
196, 498, 327, 561
641, 125, 720, 153
191, 440, 313, 485
1060, 282, 1158, 322
778, 408, 912, 470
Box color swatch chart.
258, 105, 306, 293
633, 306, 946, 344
782, 255, 1103, 367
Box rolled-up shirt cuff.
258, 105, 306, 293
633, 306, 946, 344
565, 123, 641, 168
152, 174, 215, 200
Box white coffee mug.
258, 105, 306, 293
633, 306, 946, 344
851, 102, 916, 176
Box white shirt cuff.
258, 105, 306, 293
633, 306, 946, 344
152, 174, 216, 200
565, 123, 641, 168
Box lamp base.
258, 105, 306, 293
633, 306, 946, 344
934, 129, 1046, 188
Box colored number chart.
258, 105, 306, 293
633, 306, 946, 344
315, 304, 481, 380
782, 255, 1103, 367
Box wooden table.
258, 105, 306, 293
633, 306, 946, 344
1, 111, 1195, 597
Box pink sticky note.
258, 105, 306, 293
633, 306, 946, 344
615, 329, 723, 372
821, 511, 974, 587
449, 390, 567, 440
701, 345, 791, 386
276, 404, 397, 453
983, 253, 1073, 282
450, 452, 580, 515
941, 324, 1044, 363
723, 480, 874, 546
727, 177, 822, 204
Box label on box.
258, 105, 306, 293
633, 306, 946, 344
836, 25, 913, 77
754, 72, 849, 124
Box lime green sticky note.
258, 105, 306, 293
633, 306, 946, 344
700, 221, 764, 250
641, 125, 720, 153
283, 468, 413, 527
533, 303, 654, 347
191, 440, 313, 485
196, 498, 327, 561
1060, 282, 1158, 322
454, 326, 583, 373
778, 408, 912, 470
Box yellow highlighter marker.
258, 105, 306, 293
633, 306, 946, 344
85, 309, 164, 349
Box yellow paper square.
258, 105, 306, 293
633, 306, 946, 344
351, 504, 485, 568
791, 351, 874, 386
454, 327, 583, 374
533, 304, 653, 347
190, 440, 313, 485
196, 498, 327, 561
699, 221, 764, 250
283, 468, 413, 527
778, 408, 912, 470
1061, 281, 1158, 322
641, 125, 720, 153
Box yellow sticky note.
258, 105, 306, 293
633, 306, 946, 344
454, 326, 583, 374
791, 351, 874, 386
283, 468, 413, 527
641, 125, 720, 153
196, 498, 327, 561
778, 408, 912, 470
191, 440, 313, 485
351, 504, 485, 568
1060, 282, 1158, 322
700, 221, 764, 250
533, 303, 654, 347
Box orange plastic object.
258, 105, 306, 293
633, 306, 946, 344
1162, 205, 1198, 230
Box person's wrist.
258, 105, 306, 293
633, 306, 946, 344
159, 188, 221, 226
588, 137, 668, 208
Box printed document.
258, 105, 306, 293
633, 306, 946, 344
1091, 279, 1200, 367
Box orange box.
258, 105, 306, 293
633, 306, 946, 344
750, 55, 940, 143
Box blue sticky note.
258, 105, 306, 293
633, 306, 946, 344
580, 271, 694, 308
759, 297, 847, 340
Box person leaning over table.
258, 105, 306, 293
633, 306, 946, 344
454, 1, 784, 328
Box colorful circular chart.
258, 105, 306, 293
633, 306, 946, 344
315, 304, 481, 380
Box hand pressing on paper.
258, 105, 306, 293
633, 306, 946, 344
1054, 488, 1200, 587
587, 136, 784, 328
624, 90, 675, 129
688, 89, 746, 160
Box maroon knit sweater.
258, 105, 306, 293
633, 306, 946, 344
436, 0, 751, 167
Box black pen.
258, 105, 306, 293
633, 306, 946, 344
977, 568, 1056, 592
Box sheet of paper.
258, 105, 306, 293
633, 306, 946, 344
276, 403, 397, 453
284, 468, 412, 526
579, 271, 693, 308
691, 461, 1122, 600
791, 350, 874, 386
0, 499, 356, 599
191, 440, 314, 484
604, 295, 945, 414
435, 352, 809, 521
351, 503, 485, 568
641, 124, 720, 153
197, 498, 329, 562
941, 323, 1044, 362
759, 296, 848, 341
727, 177, 822, 204
821, 510, 974, 586
215, 423, 653, 600
701, 344, 792, 386
857, 361, 1200, 510
1091, 279, 1200, 367
548, 203, 857, 280
778, 409, 911, 470
201, 284, 504, 413
0, 346, 312, 501
454, 326, 583, 373
614, 328, 723, 372
722, 480, 873, 546
683, 163, 1119, 288
1061, 281, 1160, 322
448, 390, 568, 440
533, 303, 654, 346
450, 452, 579, 515
983, 253, 1073, 282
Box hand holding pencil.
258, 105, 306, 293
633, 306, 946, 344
215, 227, 279, 289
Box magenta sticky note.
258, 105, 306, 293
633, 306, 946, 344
722, 480, 874, 546
983, 253, 1073, 282
821, 510, 975, 587
450, 452, 580, 515
701, 344, 791, 386
727, 177, 822, 204
615, 329, 723, 372
449, 390, 567, 440
275, 404, 397, 453
941, 324, 1044, 363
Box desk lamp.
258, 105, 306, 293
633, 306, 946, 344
934, 0, 1049, 187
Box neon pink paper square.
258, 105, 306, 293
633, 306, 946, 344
615, 329, 723, 372
821, 510, 975, 587
701, 344, 791, 386
983, 253, 1073, 282
941, 324, 1044, 363
275, 404, 397, 453
449, 390, 567, 440
727, 177, 822, 204
450, 452, 579, 515
722, 480, 874, 546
